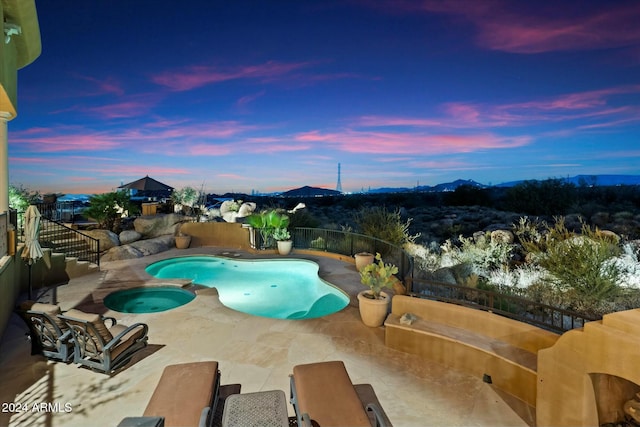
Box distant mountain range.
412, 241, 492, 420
278, 174, 640, 197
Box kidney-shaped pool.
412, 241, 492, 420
145, 256, 350, 320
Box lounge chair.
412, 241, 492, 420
16, 301, 73, 362
290, 361, 390, 427
142, 361, 221, 427
59, 308, 148, 374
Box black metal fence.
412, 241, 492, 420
39, 218, 100, 267
411, 279, 600, 333
37, 201, 88, 224
292, 227, 414, 283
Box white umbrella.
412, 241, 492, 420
22, 205, 44, 299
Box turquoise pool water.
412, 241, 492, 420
104, 287, 195, 313
145, 256, 349, 319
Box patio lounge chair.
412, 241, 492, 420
16, 301, 73, 362
290, 361, 390, 427
142, 361, 221, 427
59, 308, 148, 374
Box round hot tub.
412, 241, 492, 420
104, 287, 195, 314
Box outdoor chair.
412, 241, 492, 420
16, 301, 73, 362
59, 308, 148, 374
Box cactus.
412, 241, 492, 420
359, 253, 398, 299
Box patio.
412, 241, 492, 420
0, 247, 532, 427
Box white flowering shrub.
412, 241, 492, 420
488, 264, 550, 291
440, 232, 512, 277
403, 242, 441, 272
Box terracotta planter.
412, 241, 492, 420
175, 235, 191, 249
354, 252, 375, 271
357, 291, 390, 327
277, 240, 293, 255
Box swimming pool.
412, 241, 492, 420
145, 256, 349, 319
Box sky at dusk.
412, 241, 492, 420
8, 0, 640, 195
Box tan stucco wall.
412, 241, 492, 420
537, 309, 640, 426
179, 222, 251, 249
0, 255, 18, 339
386, 295, 560, 407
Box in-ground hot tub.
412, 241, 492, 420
104, 287, 195, 313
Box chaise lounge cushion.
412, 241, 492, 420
293, 361, 370, 427
143, 361, 219, 427
20, 301, 67, 332
63, 308, 113, 345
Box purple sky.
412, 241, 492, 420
8, 0, 640, 195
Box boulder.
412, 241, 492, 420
134, 213, 185, 238
129, 235, 175, 256
101, 235, 174, 262
424, 267, 457, 285
491, 229, 514, 244
101, 245, 144, 262
119, 230, 142, 245
82, 229, 120, 251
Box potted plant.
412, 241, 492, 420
246, 209, 289, 250
174, 231, 191, 249
273, 227, 293, 255
354, 252, 375, 271
357, 252, 398, 327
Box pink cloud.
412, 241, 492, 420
151, 60, 314, 91
236, 90, 266, 108
187, 144, 233, 156
74, 74, 125, 97
353, 116, 443, 127
384, 0, 640, 54
217, 173, 247, 180
85, 99, 157, 119
10, 131, 121, 152
295, 130, 530, 155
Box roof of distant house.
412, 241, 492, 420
118, 175, 174, 191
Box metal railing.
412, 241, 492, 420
291, 227, 414, 283
39, 218, 100, 266
411, 279, 600, 333
37, 201, 87, 224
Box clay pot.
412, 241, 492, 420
175, 235, 191, 249
357, 291, 390, 327
354, 252, 375, 271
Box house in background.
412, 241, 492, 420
117, 175, 174, 203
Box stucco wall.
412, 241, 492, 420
180, 221, 251, 249
537, 309, 640, 426
0, 256, 19, 338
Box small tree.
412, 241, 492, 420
9, 184, 38, 212
84, 192, 136, 233
353, 206, 419, 245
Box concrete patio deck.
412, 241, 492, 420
0, 247, 533, 427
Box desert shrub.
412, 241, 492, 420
440, 232, 512, 277
353, 206, 419, 245
518, 217, 623, 307
403, 242, 442, 272
487, 264, 550, 292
